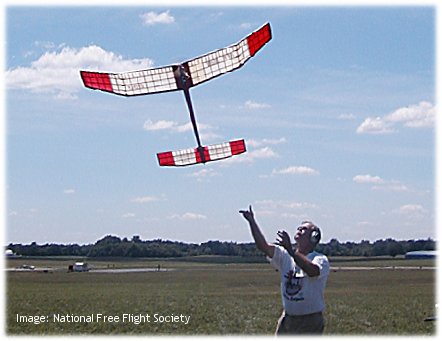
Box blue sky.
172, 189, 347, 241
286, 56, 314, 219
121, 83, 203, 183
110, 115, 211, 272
4, 5, 436, 245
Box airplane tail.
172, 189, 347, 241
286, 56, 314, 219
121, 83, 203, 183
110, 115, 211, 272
157, 139, 246, 167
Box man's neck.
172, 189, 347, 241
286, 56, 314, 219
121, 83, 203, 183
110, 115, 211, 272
295, 245, 313, 255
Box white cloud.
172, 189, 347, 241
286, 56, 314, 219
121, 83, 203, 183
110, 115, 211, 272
272, 166, 319, 176
356, 117, 395, 134
372, 182, 409, 192
254, 199, 318, 218
6, 45, 154, 99
353, 174, 412, 193
247, 137, 287, 148
393, 204, 427, 218
337, 113, 356, 120
143, 120, 215, 136
187, 168, 220, 182
131, 196, 163, 203
242, 147, 278, 162
63, 189, 76, 194
140, 11, 175, 26
122, 213, 136, 218
169, 212, 207, 220
356, 101, 435, 134
143, 120, 182, 131
244, 100, 271, 109
353, 174, 384, 184
239, 23, 253, 30
385, 101, 435, 128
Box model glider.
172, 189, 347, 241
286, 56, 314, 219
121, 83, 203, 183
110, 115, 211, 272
80, 23, 272, 167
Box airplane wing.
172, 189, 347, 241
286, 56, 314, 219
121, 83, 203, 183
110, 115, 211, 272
184, 22, 272, 87
80, 23, 271, 96
80, 65, 179, 96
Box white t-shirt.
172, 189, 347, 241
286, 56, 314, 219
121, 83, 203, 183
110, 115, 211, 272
269, 245, 330, 316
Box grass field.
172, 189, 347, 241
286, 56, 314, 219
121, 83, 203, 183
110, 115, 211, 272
5, 256, 436, 335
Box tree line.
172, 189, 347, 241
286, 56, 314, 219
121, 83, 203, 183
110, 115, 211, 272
6, 235, 435, 258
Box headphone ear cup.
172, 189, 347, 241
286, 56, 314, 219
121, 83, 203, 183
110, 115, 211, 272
310, 229, 320, 244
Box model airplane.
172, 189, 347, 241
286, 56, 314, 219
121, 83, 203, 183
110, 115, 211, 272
80, 23, 272, 167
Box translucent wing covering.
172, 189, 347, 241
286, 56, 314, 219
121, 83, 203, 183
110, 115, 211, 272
157, 140, 246, 167
80, 23, 271, 95
186, 22, 272, 86
80, 66, 178, 96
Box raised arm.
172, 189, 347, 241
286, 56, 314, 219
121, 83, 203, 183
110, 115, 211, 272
276, 230, 320, 277
239, 205, 275, 258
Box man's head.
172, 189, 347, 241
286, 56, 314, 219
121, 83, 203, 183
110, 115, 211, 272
294, 221, 321, 252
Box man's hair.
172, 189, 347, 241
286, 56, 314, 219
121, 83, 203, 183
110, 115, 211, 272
301, 221, 321, 245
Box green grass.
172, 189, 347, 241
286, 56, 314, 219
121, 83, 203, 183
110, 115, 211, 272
6, 257, 436, 335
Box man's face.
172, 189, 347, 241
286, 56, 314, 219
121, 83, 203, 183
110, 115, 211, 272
294, 222, 314, 246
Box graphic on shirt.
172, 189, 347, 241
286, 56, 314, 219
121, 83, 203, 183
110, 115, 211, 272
283, 269, 304, 301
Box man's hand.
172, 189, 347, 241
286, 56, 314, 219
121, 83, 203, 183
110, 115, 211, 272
276, 230, 294, 256
239, 205, 275, 258
239, 205, 255, 223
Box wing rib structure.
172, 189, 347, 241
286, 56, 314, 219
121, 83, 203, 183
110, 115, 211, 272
157, 140, 246, 167
80, 23, 271, 96
80, 23, 271, 167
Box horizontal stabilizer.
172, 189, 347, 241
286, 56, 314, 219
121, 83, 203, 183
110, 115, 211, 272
157, 139, 246, 167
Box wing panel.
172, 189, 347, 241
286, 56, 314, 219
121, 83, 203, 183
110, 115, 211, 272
186, 23, 271, 87
187, 39, 250, 86
81, 66, 178, 96
109, 66, 178, 96
207, 140, 246, 160
157, 151, 175, 167
229, 139, 247, 155
81, 71, 113, 92
247, 22, 272, 57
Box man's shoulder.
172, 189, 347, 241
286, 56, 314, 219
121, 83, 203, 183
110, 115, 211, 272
309, 251, 329, 262
268, 245, 293, 265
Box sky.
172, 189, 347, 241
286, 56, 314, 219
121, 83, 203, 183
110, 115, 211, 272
3, 4, 437, 245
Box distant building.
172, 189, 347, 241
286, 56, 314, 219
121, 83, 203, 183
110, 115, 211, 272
405, 250, 437, 259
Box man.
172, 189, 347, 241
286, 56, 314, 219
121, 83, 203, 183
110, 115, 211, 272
239, 205, 330, 334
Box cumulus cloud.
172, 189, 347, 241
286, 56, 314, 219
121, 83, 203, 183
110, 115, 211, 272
187, 168, 220, 182
244, 100, 271, 110
140, 11, 175, 26
6, 45, 154, 99
232, 147, 279, 165
353, 174, 384, 184
239, 23, 253, 30
392, 204, 427, 219
356, 101, 435, 134
254, 199, 318, 218
131, 195, 164, 203
372, 182, 409, 192
122, 213, 136, 218
353, 174, 411, 192
169, 212, 207, 220
143, 119, 216, 136
337, 113, 356, 120
143, 120, 188, 132
396, 204, 426, 214
247, 137, 286, 148
272, 166, 319, 176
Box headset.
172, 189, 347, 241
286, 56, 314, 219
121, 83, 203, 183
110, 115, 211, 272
310, 226, 321, 245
